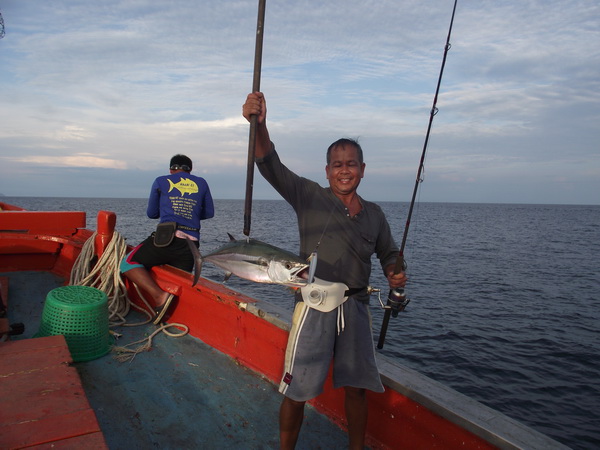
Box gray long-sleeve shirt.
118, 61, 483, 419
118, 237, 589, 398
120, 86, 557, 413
256, 147, 398, 303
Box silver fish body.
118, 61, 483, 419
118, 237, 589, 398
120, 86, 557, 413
187, 234, 308, 287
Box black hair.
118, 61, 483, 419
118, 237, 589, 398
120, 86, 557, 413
169, 154, 193, 172
326, 138, 364, 165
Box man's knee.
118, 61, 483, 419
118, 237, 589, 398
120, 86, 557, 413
282, 396, 306, 410
344, 386, 366, 400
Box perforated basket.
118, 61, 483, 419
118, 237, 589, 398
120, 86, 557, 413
36, 285, 110, 362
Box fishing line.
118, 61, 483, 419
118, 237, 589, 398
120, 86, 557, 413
377, 0, 458, 350
307, 205, 337, 283
313, 206, 336, 252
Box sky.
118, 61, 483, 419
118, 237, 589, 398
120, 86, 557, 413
0, 0, 598, 205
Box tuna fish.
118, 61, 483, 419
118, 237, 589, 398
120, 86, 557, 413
187, 234, 309, 287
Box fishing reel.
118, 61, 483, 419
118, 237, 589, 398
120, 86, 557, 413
387, 288, 410, 317
369, 286, 410, 317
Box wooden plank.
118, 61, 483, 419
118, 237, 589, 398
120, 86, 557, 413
23, 431, 108, 449
0, 335, 70, 362
0, 238, 61, 255
0, 365, 89, 422
0, 335, 107, 449
0, 409, 105, 448
0, 211, 86, 235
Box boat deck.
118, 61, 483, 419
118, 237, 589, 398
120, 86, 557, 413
1, 271, 350, 449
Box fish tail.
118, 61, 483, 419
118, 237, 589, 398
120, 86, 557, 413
185, 237, 203, 286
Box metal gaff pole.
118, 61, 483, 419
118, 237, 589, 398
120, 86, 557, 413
377, 0, 458, 349
243, 0, 267, 237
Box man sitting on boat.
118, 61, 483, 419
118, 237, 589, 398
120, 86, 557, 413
243, 92, 407, 450
120, 154, 215, 324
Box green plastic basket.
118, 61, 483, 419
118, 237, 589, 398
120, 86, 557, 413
36, 285, 110, 362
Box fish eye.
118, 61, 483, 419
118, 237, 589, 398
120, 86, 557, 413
285, 262, 292, 270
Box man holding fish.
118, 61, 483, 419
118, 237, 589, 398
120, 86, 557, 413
243, 92, 407, 450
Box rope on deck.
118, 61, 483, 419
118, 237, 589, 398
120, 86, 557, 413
69, 231, 188, 362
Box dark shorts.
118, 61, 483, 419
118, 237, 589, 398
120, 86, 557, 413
279, 298, 384, 401
120, 234, 198, 273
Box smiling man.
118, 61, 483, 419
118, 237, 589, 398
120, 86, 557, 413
243, 92, 407, 450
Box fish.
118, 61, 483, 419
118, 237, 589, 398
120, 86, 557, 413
168, 178, 199, 196
187, 234, 309, 287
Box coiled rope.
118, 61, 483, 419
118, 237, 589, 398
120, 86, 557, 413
70, 231, 188, 361
70, 230, 137, 325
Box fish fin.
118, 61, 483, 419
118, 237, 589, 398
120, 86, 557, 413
223, 272, 232, 283
227, 232, 236, 241
185, 237, 203, 286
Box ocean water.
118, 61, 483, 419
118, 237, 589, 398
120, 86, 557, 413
4, 196, 599, 449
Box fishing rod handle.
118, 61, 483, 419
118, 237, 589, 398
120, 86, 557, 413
377, 309, 391, 349
377, 288, 409, 349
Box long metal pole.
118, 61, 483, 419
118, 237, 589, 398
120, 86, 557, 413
243, 0, 267, 237
378, 0, 458, 349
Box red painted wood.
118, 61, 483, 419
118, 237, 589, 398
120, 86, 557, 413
0, 336, 108, 449
0, 231, 90, 276
0, 237, 61, 255
0, 202, 25, 211
23, 431, 108, 449
0, 409, 106, 449
0, 253, 59, 272
94, 211, 116, 259
0, 211, 86, 235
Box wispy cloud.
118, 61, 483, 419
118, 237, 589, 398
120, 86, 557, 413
0, 0, 598, 204
17, 153, 127, 170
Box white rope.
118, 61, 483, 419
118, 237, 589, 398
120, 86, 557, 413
70, 231, 132, 325
112, 322, 189, 363
69, 231, 189, 359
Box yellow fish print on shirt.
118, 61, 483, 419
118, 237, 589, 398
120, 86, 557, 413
168, 178, 199, 196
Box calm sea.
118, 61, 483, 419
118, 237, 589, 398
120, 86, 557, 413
4, 196, 599, 449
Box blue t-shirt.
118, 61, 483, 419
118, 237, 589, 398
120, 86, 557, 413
146, 172, 214, 239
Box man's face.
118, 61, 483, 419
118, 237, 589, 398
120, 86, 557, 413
325, 144, 366, 197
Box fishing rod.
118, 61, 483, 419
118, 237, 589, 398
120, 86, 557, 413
243, 0, 267, 237
377, 0, 458, 350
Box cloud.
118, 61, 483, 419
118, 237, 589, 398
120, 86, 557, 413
14, 153, 127, 170
0, 0, 598, 204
